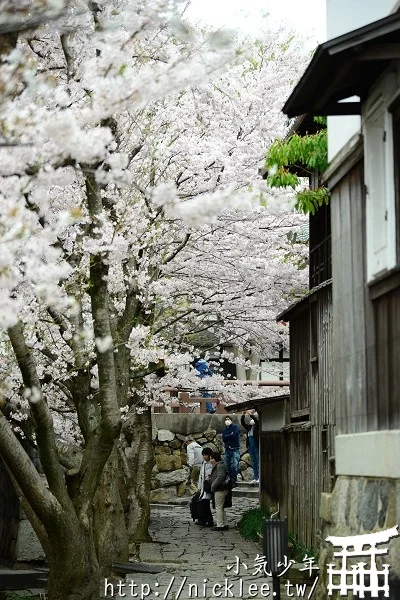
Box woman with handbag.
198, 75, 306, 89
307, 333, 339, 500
195, 447, 214, 527
209, 451, 232, 531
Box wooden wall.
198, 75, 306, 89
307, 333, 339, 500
372, 280, 400, 429
331, 157, 400, 433
289, 309, 310, 414
260, 431, 287, 517
261, 283, 334, 550
330, 160, 368, 434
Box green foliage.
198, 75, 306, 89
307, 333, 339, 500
237, 507, 271, 542
296, 187, 330, 215
288, 531, 318, 562
265, 117, 329, 214
238, 509, 318, 562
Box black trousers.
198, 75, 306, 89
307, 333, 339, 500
197, 499, 213, 525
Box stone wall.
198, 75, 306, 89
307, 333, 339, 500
316, 475, 400, 599
150, 413, 254, 502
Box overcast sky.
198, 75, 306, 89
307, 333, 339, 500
186, 0, 327, 44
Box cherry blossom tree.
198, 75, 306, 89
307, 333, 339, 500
0, 1, 307, 597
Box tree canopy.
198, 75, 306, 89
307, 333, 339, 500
0, 1, 309, 598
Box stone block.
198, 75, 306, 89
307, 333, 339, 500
241, 467, 254, 481
150, 487, 178, 503
241, 453, 251, 466
203, 442, 218, 453
320, 492, 332, 523
204, 429, 217, 441
15, 518, 45, 562
169, 439, 182, 449
157, 429, 175, 442
154, 446, 172, 455
154, 468, 188, 487
177, 481, 187, 497
155, 454, 182, 472
152, 413, 241, 436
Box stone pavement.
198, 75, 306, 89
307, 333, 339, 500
105, 497, 299, 600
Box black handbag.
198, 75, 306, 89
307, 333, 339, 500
203, 480, 212, 493
221, 475, 232, 490
190, 491, 201, 521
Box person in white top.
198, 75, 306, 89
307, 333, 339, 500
184, 436, 203, 485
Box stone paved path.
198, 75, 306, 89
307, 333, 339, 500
105, 498, 299, 600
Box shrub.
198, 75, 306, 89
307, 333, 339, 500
238, 509, 318, 563
237, 507, 271, 542
288, 532, 317, 562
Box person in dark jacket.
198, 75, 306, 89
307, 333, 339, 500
241, 410, 259, 483
209, 451, 230, 531
221, 416, 240, 485
194, 358, 216, 413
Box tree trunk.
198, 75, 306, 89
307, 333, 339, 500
123, 407, 154, 542
46, 520, 102, 600
93, 445, 129, 571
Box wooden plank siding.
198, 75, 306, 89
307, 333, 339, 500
373, 284, 400, 429
289, 308, 311, 414
264, 284, 334, 549
260, 431, 287, 518
287, 431, 312, 548
330, 160, 368, 434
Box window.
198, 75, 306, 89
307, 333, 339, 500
364, 73, 398, 281
309, 203, 331, 289
389, 96, 400, 262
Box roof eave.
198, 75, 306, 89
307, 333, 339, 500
283, 11, 400, 118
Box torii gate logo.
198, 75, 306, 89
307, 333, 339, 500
326, 525, 399, 597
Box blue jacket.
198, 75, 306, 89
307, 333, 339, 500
222, 423, 240, 450
195, 359, 212, 378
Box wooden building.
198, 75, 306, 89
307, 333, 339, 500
253, 116, 335, 549
274, 278, 334, 549
283, 7, 400, 595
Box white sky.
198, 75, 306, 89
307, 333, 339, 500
186, 0, 327, 45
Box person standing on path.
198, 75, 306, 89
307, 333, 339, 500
222, 416, 240, 486
195, 447, 214, 527
194, 357, 216, 414
210, 451, 231, 531
184, 436, 203, 485
241, 410, 260, 483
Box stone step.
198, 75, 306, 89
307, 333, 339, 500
150, 501, 189, 510
0, 567, 48, 590
232, 487, 259, 498
236, 480, 259, 488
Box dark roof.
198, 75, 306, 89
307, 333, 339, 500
277, 279, 332, 322
283, 11, 400, 118
225, 394, 289, 413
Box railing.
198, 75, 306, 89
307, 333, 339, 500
152, 380, 290, 413
152, 393, 226, 414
